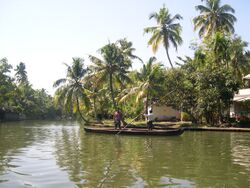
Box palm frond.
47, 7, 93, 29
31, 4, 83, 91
195, 5, 211, 13
149, 12, 158, 20
144, 26, 159, 34
53, 78, 67, 88
219, 4, 235, 13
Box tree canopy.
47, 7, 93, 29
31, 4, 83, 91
144, 4, 183, 68
193, 0, 236, 38
1, 2, 250, 126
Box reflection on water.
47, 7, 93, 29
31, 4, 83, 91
231, 133, 250, 171
0, 121, 249, 187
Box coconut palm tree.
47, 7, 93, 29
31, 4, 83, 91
119, 57, 165, 113
117, 38, 143, 64
53, 58, 90, 122
193, 0, 236, 38
228, 37, 250, 81
15, 62, 28, 84
144, 4, 183, 68
89, 42, 132, 110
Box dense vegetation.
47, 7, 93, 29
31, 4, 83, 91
1, 0, 250, 125
0, 59, 62, 120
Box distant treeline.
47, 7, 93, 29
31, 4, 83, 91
0, 59, 68, 121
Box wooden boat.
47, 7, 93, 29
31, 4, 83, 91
84, 126, 184, 136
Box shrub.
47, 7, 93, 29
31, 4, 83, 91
181, 112, 190, 121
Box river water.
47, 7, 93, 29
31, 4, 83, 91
0, 121, 249, 188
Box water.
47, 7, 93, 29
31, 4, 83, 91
0, 121, 249, 188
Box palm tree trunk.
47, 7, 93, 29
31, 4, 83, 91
76, 97, 88, 123
109, 73, 117, 110
165, 48, 174, 68
163, 34, 174, 68
145, 93, 149, 114
93, 94, 98, 120
144, 92, 149, 121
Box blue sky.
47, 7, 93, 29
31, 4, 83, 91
0, 0, 249, 94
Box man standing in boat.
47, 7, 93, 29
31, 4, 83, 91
114, 109, 122, 129
144, 109, 154, 130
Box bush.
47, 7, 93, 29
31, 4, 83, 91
181, 112, 190, 121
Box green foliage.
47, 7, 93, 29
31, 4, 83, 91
181, 112, 190, 121
0, 58, 61, 121
0, 58, 16, 112
193, 0, 236, 38
2, 1, 250, 127
15, 62, 28, 85
88, 39, 136, 113
144, 4, 183, 67
119, 57, 165, 114
161, 32, 248, 125
53, 58, 90, 122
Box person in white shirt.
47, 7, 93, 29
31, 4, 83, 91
144, 109, 154, 130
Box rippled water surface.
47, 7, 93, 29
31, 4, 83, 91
0, 121, 249, 187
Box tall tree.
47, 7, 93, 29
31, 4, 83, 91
120, 57, 165, 113
0, 58, 15, 113
15, 62, 28, 84
117, 38, 143, 64
193, 0, 236, 38
199, 32, 250, 81
53, 58, 90, 122
144, 4, 183, 68
228, 37, 250, 81
89, 42, 132, 110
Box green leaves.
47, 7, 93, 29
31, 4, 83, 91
119, 57, 165, 107
15, 62, 28, 85
89, 39, 136, 111
144, 4, 182, 67
193, 0, 236, 38
166, 31, 249, 125
53, 58, 90, 122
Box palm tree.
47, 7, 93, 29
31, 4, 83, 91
229, 37, 250, 81
205, 32, 250, 81
117, 38, 143, 64
193, 0, 236, 38
15, 62, 28, 84
144, 4, 183, 68
53, 58, 90, 122
120, 57, 165, 113
89, 42, 132, 110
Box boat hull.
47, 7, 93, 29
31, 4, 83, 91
84, 127, 184, 136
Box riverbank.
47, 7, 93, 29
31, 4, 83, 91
183, 127, 250, 132
88, 120, 250, 132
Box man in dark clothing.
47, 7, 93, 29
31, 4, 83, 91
114, 109, 122, 129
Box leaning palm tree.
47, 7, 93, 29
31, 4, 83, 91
89, 42, 132, 110
193, 0, 236, 38
53, 58, 90, 122
119, 57, 165, 113
144, 4, 183, 68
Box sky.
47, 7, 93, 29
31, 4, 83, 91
0, 0, 250, 95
